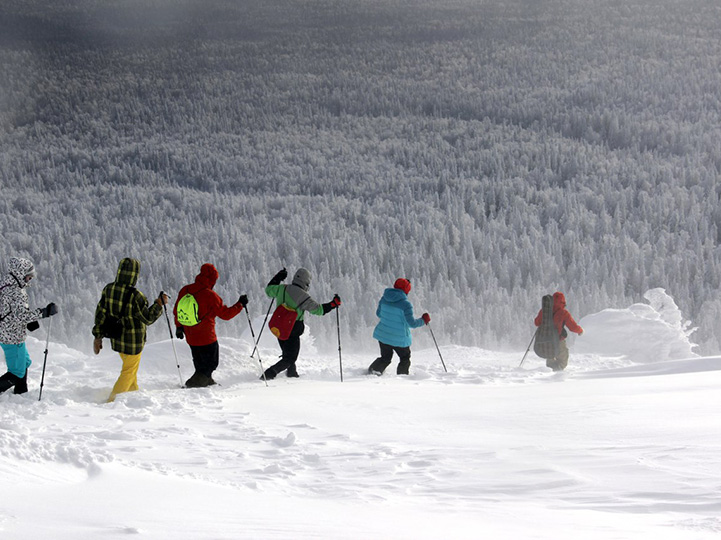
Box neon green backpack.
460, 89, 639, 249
177, 293, 200, 326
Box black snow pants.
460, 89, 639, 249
185, 341, 220, 387
265, 321, 304, 379
368, 341, 412, 375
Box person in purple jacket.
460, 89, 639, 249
368, 278, 430, 376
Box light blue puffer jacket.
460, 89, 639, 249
372, 288, 424, 348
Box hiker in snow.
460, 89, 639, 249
92, 258, 168, 402
262, 267, 340, 380
0, 257, 58, 395
174, 263, 247, 388
534, 291, 583, 371
368, 278, 429, 376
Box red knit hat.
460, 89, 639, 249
394, 278, 411, 295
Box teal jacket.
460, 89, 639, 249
372, 288, 424, 348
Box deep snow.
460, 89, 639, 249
1, 290, 720, 539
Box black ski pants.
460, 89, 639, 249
189, 341, 220, 378
267, 321, 304, 378
369, 341, 412, 375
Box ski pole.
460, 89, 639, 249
245, 306, 268, 387
428, 322, 447, 373
161, 292, 184, 387
336, 305, 343, 382
38, 314, 53, 401
518, 329, 539, 368
250, 298, 274, 360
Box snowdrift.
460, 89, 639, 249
575, 288, 698, 363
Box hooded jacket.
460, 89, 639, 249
0, 257, 42, 346
372, 287, 425, 348
534, 292, 583, 340
92, 258, 162, 355
174, 264, 242, 347
265, 268, 326, 326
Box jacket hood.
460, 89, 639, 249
382, 287, 408, 303
194, 263, 219, 289
7, 257, 35, 288
553, 292, 566, 310
115, 258, 140, 287
292, 268, 311, 291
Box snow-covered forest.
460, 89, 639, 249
2, 0, 721, 353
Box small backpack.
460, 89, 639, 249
99, 287, 134, 339
268, 288, 298, 340
177, 293, 201, 326
534, 294, 560, 359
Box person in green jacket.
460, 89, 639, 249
92, 258, 168, 402
262, 267, 340, 380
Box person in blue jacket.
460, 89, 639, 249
368, 278, 430, 376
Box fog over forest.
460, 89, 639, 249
1, 0, 720, 354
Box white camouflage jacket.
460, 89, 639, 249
0, 257, 42, 345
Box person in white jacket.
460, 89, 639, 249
0, 257, 58, 395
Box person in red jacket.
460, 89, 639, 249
534, 291, 583, 371
173, 264, 247, 388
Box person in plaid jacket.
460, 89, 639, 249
92, 258, 167, 402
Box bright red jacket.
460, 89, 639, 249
173, 264, 242, 347
534, 292, 583, 340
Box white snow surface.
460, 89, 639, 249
2, 294, 720, 539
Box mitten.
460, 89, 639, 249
40, 303, 58, 318
176, 327, 185, 340
422, 313, 431, 325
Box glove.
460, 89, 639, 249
422, 313, 431, 325
93, 337, 103, 355
27, 321, 40, 332
330, 294, 341, 309
270, 268, 288, 284
40, 303, 58, 318
176, 326, 185, 340
238, 294, 248, 308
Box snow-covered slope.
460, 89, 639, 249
1, 294, 720, 539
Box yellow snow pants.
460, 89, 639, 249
108, 352, 142, 402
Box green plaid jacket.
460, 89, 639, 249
92, 258, 162, 355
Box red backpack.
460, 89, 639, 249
268, 288, 298, 340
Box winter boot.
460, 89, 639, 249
397, 360, 411, 376
261, 367, 277, 381
194, 374, 215, 387
13, 373, 28, 394
185, 372, 204, 388
0, 372, 21, 394
286, 365, 299, 378
368, 358, 389, 376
